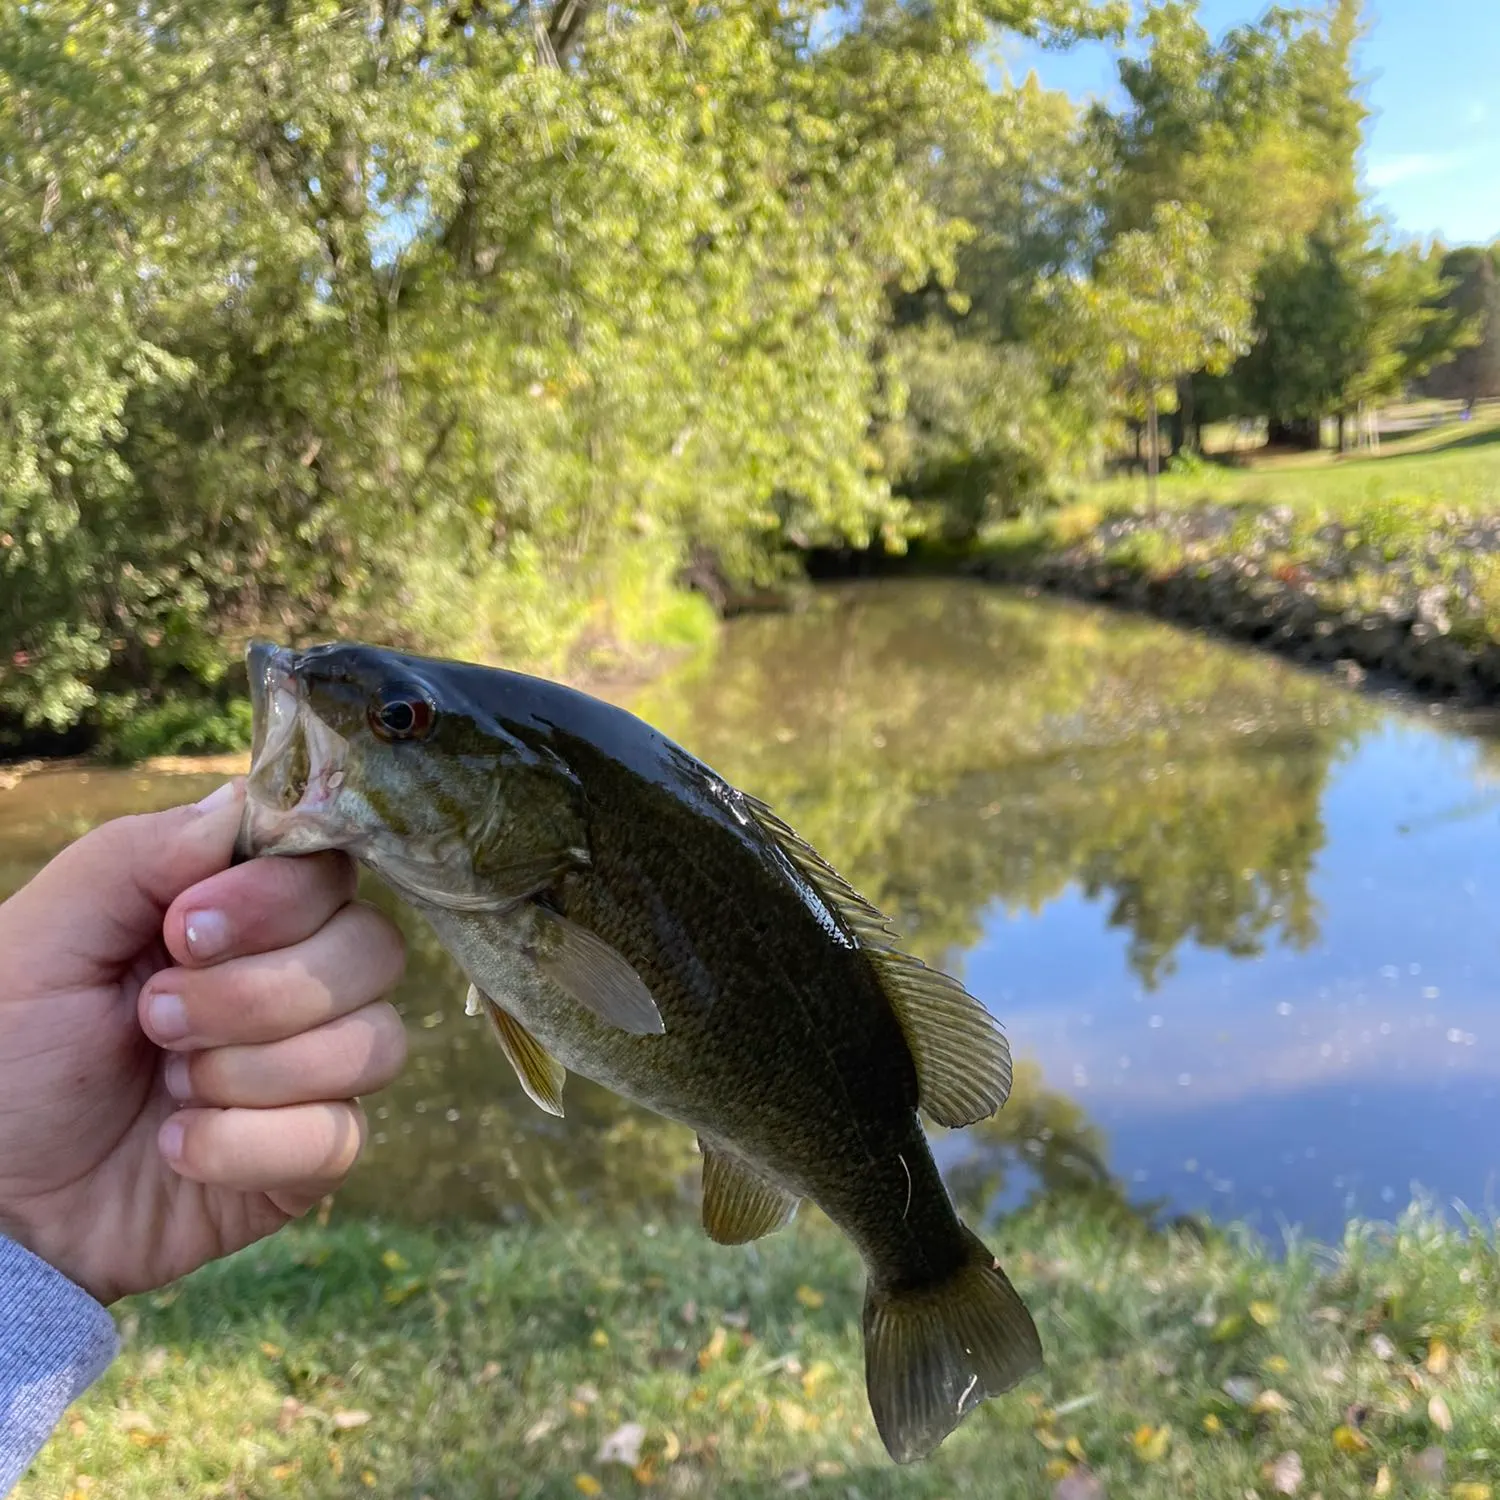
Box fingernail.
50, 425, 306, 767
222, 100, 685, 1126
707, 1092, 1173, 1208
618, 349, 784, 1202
159, 1115, 186, 1164
194, 780, 239, 814
183, 909, 231, 960
147, 991, 190, 1042
164, 1055, 193, 1102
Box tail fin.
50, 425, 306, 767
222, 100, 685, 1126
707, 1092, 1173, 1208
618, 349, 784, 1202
863, 1224, 1042, 1464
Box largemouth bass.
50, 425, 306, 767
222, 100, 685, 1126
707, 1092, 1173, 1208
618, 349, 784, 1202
235, 640, 1041, 1462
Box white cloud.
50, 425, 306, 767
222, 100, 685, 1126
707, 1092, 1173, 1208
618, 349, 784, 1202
1464, 100, 1490, 127
1366, 151, 1465, 190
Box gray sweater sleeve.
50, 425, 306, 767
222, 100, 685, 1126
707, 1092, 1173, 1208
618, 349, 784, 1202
0, 1235, 118, 1496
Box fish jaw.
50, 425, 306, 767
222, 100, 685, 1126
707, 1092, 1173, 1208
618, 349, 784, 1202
236, 640, 359, 862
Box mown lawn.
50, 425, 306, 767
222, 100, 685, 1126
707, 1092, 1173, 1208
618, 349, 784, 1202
17, 1201, 1500, 1500
981, 411, 1500, 653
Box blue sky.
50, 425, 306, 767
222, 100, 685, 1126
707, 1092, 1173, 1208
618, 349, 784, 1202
1003, 0, 1500, 246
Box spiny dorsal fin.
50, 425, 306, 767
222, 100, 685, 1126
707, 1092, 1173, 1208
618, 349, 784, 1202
739, 792, 898, 949
532, 907, 665, 1037
474, 984, 567, 1117
740, 792, 1011, 1128
699, 1137, 800, 1244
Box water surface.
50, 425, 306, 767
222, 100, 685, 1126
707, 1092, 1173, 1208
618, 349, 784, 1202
6, 581, 1499, 1241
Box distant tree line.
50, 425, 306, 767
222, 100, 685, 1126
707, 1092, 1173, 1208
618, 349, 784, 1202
0, 0, 1480, 742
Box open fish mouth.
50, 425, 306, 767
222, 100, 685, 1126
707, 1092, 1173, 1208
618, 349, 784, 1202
235, 640, 354, 861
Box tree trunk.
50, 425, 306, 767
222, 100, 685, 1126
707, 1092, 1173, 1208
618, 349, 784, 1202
1146, 394, 1160, 508
1176, 374, 1198, 454
1337, 412, 1347, 452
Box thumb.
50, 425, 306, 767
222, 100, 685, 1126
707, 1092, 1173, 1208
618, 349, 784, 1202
10, 780, 248, 993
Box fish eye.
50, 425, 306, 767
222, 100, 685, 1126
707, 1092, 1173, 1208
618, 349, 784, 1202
368, 685, 436, 742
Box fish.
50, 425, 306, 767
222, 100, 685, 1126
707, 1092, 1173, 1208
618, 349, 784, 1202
234, 639, 1042, 1462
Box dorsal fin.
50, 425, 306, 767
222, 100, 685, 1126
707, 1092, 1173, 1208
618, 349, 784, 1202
739, 792, 897, 949
740, 791, 1012, 1128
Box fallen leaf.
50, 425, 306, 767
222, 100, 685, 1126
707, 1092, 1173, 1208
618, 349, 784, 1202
794, 1285, 824, 1310
1452, 1485, 1492, 1500
573, 1384, 600, 1406
680, 1299, 698, 1325
1212, 1314, 1245, 1341
1054, 1468, 1106, 1500
1406, 1446, 1445, 1484
1066, 1437, 1087, 1462
1429, 1394, 1453, 1433
801, 1360, 835, 1399
384, 1277, 425, 1306
1267, 1452, 1304, 1495
660, 1430, 681, 1464
698, 1327, 728, 1369
632, 1458, 657, 1487
1333, 1425, 1371, 1454
1045, 1459, 1073, 1481
1264, 1354, 1291, 1374
780, 1472, 810, 1493
589, 1328, 610, 1349
259, 1342, 283, 1359
142, 1348, 168, 1377
127, 1432, 168, 1449
1426, 1338, 1451, 1375
524, 1415, 558, 1445
1130, 1424, 1171, 1463
813, 1461, 845, 1478
477, 1361, 501, 1384
597, 1422, 646, 1467
1251, 1390, 1293, 1416
269, 1461, 300, 1480
68, 1419, 85, 1437
1250, 1301, 1280, 1327
1202, 1414, 1223, 1434
360, 1471, 376, 1488
1372, 1464, 1391, 1496
777, 1399, 808, 1433
116, 1411, 154, 1433
328, 1445, 344, 1478
333, 1410, 372, 1430
1369, 1333, 1397, 1361
380, 1250, 408, 1272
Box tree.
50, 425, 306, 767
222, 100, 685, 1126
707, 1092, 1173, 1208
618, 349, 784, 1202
1044, 201, 1251, 503
1091, 0, 1367, 451
1419, 246, 1500, 408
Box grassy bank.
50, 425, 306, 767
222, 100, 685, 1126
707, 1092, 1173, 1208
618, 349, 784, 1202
17, 1204, 1500, 1500
977, 413, 1500, 692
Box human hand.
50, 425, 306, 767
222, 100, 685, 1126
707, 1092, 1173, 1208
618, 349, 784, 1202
0, 780, 407, 1304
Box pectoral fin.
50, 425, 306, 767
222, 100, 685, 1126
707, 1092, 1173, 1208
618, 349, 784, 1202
533, 908, 665, 1037
699, 1138, 800, 1244
472, 984, 567, 1117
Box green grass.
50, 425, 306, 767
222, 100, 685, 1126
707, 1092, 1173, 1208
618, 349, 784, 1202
980, 411, 1500, 652
1077, 409, 1500, 517
18, 1204, 1500, 1500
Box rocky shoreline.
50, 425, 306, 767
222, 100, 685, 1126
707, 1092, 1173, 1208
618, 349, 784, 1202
976, 501, 1500, 705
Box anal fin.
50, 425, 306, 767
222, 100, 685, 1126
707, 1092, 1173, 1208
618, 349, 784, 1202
473, 984, 567, 1117
699, 1138, 800, 1244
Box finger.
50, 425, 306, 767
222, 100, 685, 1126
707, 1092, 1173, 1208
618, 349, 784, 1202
162, 849, 359, 968
159, 1101, 368, 1194
7, 782, 245, 995
165, 1002, 408, 1108
139, 900, 405, 1048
